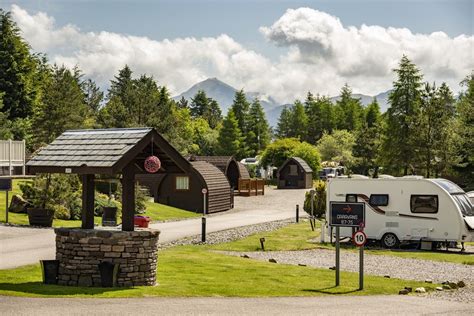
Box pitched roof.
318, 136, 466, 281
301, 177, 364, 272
26, 128, 192, 174
278, 157, 313, 174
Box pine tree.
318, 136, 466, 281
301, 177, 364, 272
82, 78, 103, 115
276, 106, 292, 138
217, 109, 243, 157
0, 93, 12, 139
381, 55, 423, 175
177, 96, 189, 109
454, 73, 474, 188
289, 100, 308, 139
247, 98, 271, 156
304, 92, 324, 143
365, 98, 381, 128
190, 90, 209, 118
230, 89, 250, 133
334, 84, 364, 131
32, 65, 89, 145
0, 9, 40, 119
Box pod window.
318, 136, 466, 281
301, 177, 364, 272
175, 176, 190, 191
345, 194, 358, 203
369, 194, 389, 206
410, 195, 438, 213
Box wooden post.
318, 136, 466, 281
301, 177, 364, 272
81, 174, 95, 229
121, 165, 135, 231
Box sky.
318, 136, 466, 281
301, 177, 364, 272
2, 0, 473, 102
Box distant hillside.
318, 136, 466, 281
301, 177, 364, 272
174, 78, 391, 127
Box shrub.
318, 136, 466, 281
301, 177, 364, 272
303, 180, 326, 218
52, 205, 70, 220
94, 192, 122, 218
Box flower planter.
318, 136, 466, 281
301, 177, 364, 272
40, 260, 59, 284
27, 208, 54, 227
102, 206, 118, 227
134, 216, 150, 228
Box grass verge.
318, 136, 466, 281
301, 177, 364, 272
143, 201, 200, 222
0, 246, 436, 298
212, 221, 474, 265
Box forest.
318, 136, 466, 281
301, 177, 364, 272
1, 9, 473, 189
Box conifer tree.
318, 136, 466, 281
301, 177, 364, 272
289, 100, 308, 140
217, 109, 243, 157
334, 84, 364, 131
304, 92, 324, 143
230, 89, 250, 133
247, 99, 271, 156
381, 55, 423, 175
276, 106, 292, 138
0, 9, 40, 119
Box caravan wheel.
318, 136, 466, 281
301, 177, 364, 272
381, 233, 399, 248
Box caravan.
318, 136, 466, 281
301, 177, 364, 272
326, 177, 474, 248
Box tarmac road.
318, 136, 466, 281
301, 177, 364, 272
0, 187, 307, 269
0, 295, 472, 315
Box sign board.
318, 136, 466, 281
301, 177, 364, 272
353, 230, 367, 247
0, 178, 12, 191
329, 202, 365, 227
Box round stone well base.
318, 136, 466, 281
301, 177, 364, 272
55, 227, 160, 287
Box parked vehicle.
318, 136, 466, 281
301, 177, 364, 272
326, 177, 474, 248
319, 166, 345, 180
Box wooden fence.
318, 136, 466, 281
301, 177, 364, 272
0, 140, 26, 176
238, 178, 265, 196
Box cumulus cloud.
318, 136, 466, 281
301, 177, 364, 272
11, 5, 474, 103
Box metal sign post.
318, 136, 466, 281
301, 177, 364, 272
329, 202, 366, 290
0, 179, 12, 224
310, 189, 315, 231
201, 188, 208, 243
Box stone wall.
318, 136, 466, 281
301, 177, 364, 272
55, 228, 160, 287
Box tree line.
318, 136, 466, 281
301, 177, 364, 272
1, 9, 473, 188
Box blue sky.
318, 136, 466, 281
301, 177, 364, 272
4, 0, 473, 101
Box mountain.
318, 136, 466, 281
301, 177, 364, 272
174, 78, 391, 127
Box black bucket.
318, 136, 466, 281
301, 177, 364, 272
40, 260, 59, 284
98, 262, 119, 287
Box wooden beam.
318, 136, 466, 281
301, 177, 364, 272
81, 174, 95, 229
121, 164, 135, 231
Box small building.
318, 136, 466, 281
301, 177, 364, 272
277, 157, 313, 189
0, 140, 26, 176
188, 156, 250, 189
141, 161, 232, 214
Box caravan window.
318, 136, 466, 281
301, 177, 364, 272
410, 195, 438, 213
370, 194, 389, 206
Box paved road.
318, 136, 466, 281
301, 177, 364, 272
1, 295, 472, 315
0, 188, 307, 269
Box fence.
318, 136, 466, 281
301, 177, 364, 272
238, 178, 265, 197
0, 140, 26, 176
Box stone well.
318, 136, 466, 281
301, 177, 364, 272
55, 228, 160, 287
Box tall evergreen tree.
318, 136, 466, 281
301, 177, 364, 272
177, 96, 189, 109
190, 90, 222, 129
276, 106, 292, 138
289, 100, 308, 139
246, 99, 271, 156
365, 98, 381, 128
0, 9, 40, 119
334, 84, 364, 131
82, 78, 103, 114
454, 73, 474, 188
230, 89, 250, 133
32, 65, 89, 145
320, 96, 336, 134
217, 109, 243, 157
304, 92, 324, 143
381, 55, 423, 175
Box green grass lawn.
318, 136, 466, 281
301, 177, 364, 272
213, 221, 474, 265
0, 179, 198, 227
0, 246, 436, 298
143, 201, 200, 222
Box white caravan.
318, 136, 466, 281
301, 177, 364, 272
326, 177, 474, 248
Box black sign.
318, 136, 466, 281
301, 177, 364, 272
329, 202, 365, 227
0, 178, 12, 191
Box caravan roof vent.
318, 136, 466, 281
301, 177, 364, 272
402, 175, 424, 179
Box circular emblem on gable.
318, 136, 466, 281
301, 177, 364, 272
144, 156, 161, 173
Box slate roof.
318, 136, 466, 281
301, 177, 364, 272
278, 157, 313, 174
27, 128, 152, 169
191, 161, 232, 213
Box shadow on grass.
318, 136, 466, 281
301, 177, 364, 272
302, 286, 360, 295
0, 282, 134, 296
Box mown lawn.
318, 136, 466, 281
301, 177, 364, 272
0, 246, 436, 298
213, 221, 474, 265
143, 201, 199, 222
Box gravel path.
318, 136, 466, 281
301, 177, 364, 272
159, 219, 294, 249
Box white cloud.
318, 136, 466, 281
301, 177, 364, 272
11, 5, 474, 103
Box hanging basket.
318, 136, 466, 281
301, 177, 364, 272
144, 156, 161, 173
